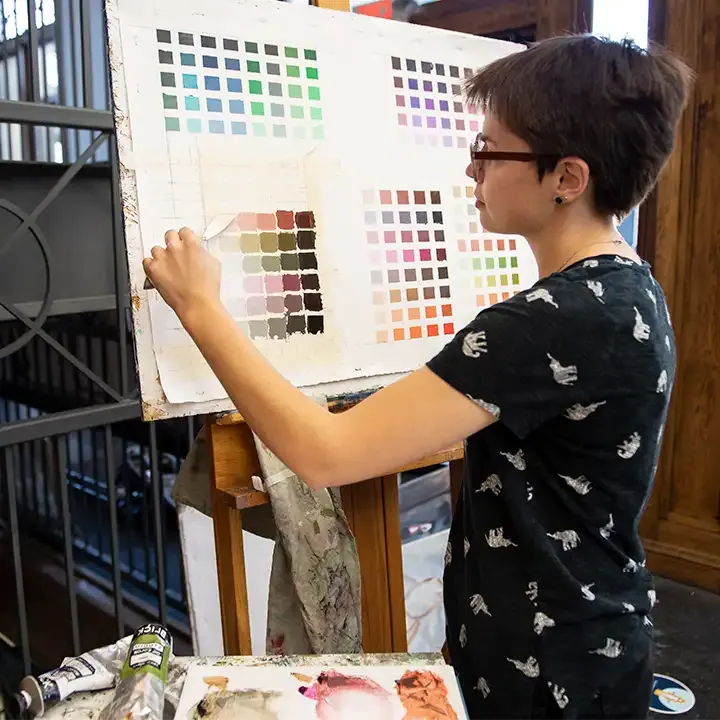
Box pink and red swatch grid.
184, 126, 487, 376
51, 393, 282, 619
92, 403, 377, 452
391, 56, 480, 148
216, 210, 323, 339
363, 188, 455, 343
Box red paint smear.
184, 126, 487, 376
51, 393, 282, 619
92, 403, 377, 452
395, 670, 458, 720
276, 210, 295, 230
257, 213, 276, 231
295, 211, 316, 229
299, 670, 393, 720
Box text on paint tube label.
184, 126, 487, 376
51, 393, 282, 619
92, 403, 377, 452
44, 657, 96, 682
128, 645, 165, 670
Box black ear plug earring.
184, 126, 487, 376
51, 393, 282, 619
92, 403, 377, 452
555, 197, 564, 205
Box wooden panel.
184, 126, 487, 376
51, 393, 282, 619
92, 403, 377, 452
639, 0, 720, 593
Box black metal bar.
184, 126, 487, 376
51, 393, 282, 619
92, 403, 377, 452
75, 429, 88, 549
0, 99, 114, 130
79, 0, 91, 108
109, 134, 130, 396
149, 424, 167, 623
91, 428, 103, 557
140, 437, 151, 584
55, 435, 81, 655
26, 0, 41, 104
0, 398, 141, 447
104, 425, 124, 637
4, 447, 32, 674
122, 436, 134, 578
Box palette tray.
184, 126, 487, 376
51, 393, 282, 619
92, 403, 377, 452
175, 663, 469, 720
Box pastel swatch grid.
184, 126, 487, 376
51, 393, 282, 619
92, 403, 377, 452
364, 188, 455, 343
156, 29, 324, 139
215, 210, 324, 339
391, 56, 481, 148
452, 185, 524, 307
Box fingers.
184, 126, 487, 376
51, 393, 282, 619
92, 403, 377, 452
178, 226, 199, 244
164, 229, 181, 248
142, 256, 154, 277
150, 245, 165, 260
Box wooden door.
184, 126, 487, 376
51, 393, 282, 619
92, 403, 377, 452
637, 0, 720, 594
409, 0, 593, 42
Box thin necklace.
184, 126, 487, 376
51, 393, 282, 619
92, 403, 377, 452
555, 237, 625, 274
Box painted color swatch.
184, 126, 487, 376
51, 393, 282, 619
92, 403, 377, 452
156, 29, 324, 139
452, 185, 523, 307
217, 210, 324, 339
363, 188, 455, 343
390, 56, 480, 149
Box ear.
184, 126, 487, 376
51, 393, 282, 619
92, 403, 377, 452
553, 157, 591, 204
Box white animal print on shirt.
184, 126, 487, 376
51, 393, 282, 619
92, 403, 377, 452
657, 370, 668, 393
526, 288, 559, 308
583, 259, 599, 268
547, 354, 578, 386
623, 602, 635, 613
633, 307, 651, 342
444, 542, 452, 567
462, 331, 488, 358
549, 683, 569, 709
470, 593, 491, 617
581, 583, 596, 601
534, 611, 555, 635
467, 395, 501, 417
475, 677, 490, 698
501, 449, 526, 471
477, 473, 502, 496
644, 616, 654, 627
587, 280, 605, 302
590, 638, 623, 658
665, 335, 671, 350
615, 256, 635, 266
623, 557, 639, 574
464, 537, 470, 557
564, 401, 606, 420
526, 482, 534, 501
507, 656, 540, 678
459, 624, 467, 647
600, 513, 614, 540
486, 528, 518, 548
526, 581, 539, 605
560, 474, 592, 495
547, 530, 580, 551
618, 432, 641, 459
648, 589, 657, 607
646, 288, 658, 309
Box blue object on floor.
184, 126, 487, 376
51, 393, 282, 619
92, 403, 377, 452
650, 673, 696, 714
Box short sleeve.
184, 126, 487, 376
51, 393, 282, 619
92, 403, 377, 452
426, 277, 614, 438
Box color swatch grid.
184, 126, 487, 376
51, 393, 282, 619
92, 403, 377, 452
156, 29, 323, 139
217, 210, 324, 339
390, 56, 481, 148
452, 185, 523, 308
363, 188, 455, 343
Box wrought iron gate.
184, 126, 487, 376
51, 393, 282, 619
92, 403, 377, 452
0, 0, 195, 693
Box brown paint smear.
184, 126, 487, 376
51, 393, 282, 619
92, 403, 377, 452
395, 670, 458, 720
203, 675, 229, 690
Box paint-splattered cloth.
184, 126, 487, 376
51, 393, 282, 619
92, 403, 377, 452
172, 420, 362, 656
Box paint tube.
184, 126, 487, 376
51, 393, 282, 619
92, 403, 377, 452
10, 635, 132, 718
98, 623, 173, 720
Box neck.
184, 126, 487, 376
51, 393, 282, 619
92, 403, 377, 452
525, 208, 621, 278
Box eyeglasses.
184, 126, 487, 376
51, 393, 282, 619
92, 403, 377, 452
470, 133, 559, 181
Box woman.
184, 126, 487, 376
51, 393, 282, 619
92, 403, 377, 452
144, 35, 691, 719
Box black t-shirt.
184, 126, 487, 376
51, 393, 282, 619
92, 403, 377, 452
426, 255, 674, 719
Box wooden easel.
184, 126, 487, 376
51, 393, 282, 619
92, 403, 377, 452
208, 404, 464, 656
207, 0, 466, 658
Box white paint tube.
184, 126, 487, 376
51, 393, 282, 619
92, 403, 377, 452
98, 623, 173, 720
10, 635, 133, 718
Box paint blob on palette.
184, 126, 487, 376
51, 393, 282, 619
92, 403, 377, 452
364, 188, 455, 343
214, 210, 324, 339
390, 56, 480, 149
156, 29, 323, 139
452, 185, 524, 307
176, 664, 468, 720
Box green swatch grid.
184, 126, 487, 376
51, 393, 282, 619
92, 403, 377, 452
451, 185, 523, 309
156, 29, 324, 139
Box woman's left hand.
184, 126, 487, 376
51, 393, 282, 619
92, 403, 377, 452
142, 227, 222, 319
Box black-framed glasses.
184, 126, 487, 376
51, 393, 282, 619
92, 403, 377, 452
470, 134, 559, 181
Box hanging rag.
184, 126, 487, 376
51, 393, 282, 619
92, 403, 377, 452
172, 409, 362, 656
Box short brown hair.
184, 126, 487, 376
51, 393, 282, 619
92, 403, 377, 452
464, 35, 694, 217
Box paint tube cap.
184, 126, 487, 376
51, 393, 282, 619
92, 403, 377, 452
7, 689, 33, 718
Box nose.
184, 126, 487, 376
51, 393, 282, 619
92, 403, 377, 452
465, 162, 474, 180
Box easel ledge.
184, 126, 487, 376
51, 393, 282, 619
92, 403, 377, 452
207, 403, 465, 657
